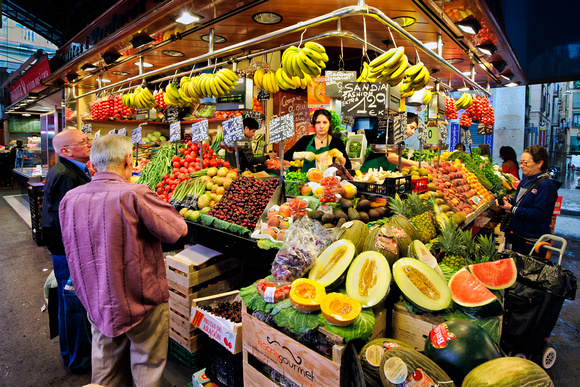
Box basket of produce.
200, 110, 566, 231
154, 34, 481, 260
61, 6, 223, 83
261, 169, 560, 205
411, 176, 428, 193
351, 168, 411, 196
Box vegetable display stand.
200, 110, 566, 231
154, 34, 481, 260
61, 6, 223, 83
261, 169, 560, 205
241, 302, 386, 387
391, 302, 445, 351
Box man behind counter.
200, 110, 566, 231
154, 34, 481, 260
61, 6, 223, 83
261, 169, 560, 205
224, 117, 276, 172
59, 134, 187, 387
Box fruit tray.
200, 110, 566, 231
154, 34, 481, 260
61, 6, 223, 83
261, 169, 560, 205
411, 177, 428, 193
350, 175, 411, 196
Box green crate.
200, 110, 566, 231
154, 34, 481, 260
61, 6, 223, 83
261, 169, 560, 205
168, 338, 202, 369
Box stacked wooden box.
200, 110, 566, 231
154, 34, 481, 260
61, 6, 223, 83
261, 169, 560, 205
165, 245, 243, 353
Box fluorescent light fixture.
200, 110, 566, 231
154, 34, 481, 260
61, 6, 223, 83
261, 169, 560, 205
501, 72, 514, 81
477, 43, 497, 56
505, 82, 520, 87
100, 79, 112, 83
175, 12, 202, 25
112, 71, 130, 76
252, 12, 282, 25
458, 87, 470, 92
133, 62, 154, 67
22, 113, 31, 116
392, 16, 416, 28
201, 34, 226, 44
81, 63, 97, 71
456, 18, 482, 35
424, 42, 439, 50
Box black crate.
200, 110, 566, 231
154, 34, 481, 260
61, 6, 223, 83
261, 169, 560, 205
351, 175, 411, 196
32, 226, 43, 246
201, 337, 243, 387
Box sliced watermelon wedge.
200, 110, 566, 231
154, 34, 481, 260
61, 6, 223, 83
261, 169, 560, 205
449, 268, 497, 307
468, 258, 517, 290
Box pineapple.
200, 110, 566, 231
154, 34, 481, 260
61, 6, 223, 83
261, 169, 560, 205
476, 233, 498, 263
389, 193, 436, 243
459, 229, 478, 265
437, 219, 467, 270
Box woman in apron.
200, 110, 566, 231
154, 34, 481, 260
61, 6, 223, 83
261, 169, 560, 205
284, 109, 351, 172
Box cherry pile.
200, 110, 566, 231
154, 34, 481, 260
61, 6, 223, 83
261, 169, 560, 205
208, 176, 278, 229
91, 95, 135, 120
445, 96, 458, 119
200, 301, 241, 323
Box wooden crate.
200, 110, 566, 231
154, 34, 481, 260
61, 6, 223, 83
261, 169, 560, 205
391, 302, 445, 351
166, 256, 240, 289
169, 326, 203, 353
169, 309, 197, 338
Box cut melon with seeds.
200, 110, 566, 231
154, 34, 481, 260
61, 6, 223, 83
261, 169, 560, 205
468, 258, 517, 290
308, 239, 356, 287
346, 251, 391, 308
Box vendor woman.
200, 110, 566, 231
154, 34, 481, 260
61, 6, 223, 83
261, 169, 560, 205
284, 109, 351, 172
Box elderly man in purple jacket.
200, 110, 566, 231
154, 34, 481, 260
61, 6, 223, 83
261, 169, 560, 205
59, 134, 187, 386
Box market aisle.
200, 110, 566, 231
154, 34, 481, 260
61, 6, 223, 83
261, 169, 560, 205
0, 187, 193, 386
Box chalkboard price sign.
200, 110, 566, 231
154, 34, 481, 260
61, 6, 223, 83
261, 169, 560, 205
342, 115, 355, 127
191, 120, 209, 143
268, 113, 295, 144
169, 122, 181, 142
325, 71, 357, 98
131, 127, 142, 144
439, 121, 448, 144
417, 116, 428, 144
117, 128, 127, 136
242, 110, 263, 127
166, 105, 180, 124
222, 115, 244, 146
393, 112, 407, 144
257, 89, 270, 102
94, 129, 101, 141
81, 122, 92, 135
342, 82, 387, 117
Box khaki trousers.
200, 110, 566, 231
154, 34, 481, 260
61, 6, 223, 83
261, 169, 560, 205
89, 302, 169, 387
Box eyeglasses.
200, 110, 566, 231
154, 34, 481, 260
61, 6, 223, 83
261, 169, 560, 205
520, 160, 533, 166
64, 139, 91, 148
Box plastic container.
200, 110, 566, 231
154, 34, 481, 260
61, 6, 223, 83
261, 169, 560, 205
411, 177, 428, 193
351, 175, 411, 196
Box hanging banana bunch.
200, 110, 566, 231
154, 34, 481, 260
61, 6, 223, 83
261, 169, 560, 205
193, 68, 239, 98
422, 90, 433, 106
455, 92, 473, 110
255, 69, 279, 94
163, 81, 197, 108
367, 46, 409, 86
122, 85, 156, 110
281, 41, 329, 79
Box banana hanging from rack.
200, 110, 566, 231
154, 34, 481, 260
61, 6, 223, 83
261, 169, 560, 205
373, 46, 409, 86
357, 62, 372, 82
254, 68, 265, 90
422, 90, 433, 106
281, 42, 328, 81
455, 92, 473, 110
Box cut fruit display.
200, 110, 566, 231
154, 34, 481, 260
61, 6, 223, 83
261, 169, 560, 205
468, 258, 517, 290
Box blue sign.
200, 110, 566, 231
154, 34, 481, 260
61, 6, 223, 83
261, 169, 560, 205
449, 122, 460, 149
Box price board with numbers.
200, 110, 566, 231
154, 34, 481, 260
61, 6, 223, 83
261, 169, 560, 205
393, 112, 407, 144
108, 129, 116, 135
117, 128, 126, 136
417, 117, 428, 144
222, 115, 244, 146
191, 120, 209, 143
426, 121, 439, 145
268, 113, 295, 144
342, 82, 387, 117
341, 115, 355, 127
165, 105, 180, 124
169, 122, 181, 142
94, 129, 101, 141
81, 122, 92, 135
325, 71, 357, 98
132, 127, 142, 144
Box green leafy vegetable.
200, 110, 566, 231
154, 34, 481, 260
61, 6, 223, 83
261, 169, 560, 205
273, 307, 321, 334
318, 309, 375, 342
438, 309, 502, 343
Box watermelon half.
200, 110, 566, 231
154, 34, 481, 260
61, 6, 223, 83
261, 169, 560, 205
448, 268, 503, 318
469, 258, 517, 290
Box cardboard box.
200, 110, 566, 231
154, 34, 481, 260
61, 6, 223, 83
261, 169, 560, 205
190, 290, 243, 354
391, 302, 444, 351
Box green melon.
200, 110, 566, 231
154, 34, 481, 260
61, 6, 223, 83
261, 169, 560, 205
364, 225, 399, 267
308, 239, 356, 287
339, 220, 369, 255
392, 258, 451, 312
359, 338, 414, 387
409, 239, 446, 279
346, 251, 391, 308
379, 346, 455, 387
469, 258, 517, 290
448, 268, 503, 318
423, 319, 502, 385
387, 215, 420, 256
462, 357, 554, 387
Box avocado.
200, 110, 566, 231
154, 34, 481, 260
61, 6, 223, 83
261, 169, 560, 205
359, 211, 370, 223
323, 223, 335, 228
321, 213, 335, 224
356, 199, 371, 212
335, 218, 346, 228
368, 208, 380, 221
339, 197, 353, 211
374, 206, 388, 218
310, 210, 324, 220
334, 210, 349, 221
347, 207, 362, 221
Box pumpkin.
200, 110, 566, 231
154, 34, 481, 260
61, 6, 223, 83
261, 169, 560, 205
320, 292, 362, 326
289, 278, 326, 312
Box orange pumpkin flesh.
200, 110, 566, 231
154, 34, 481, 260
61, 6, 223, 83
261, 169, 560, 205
320, 292, 362, 326
289, 278, 326, 312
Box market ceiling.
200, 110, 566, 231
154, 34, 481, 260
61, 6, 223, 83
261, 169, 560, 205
4, 0, 580, 94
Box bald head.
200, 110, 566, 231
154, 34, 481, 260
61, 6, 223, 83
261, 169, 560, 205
53, 130, 92, 163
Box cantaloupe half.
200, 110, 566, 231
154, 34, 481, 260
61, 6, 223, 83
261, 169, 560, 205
346, 251, 391, 308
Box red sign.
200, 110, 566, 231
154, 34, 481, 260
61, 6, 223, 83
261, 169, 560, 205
539, 126, 546, 147
9, 55, 51, 103
553, 195, 563, 215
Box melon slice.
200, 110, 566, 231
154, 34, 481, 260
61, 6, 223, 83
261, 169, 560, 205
468, 258, 517, 290
308, 239, 356, 287
346, 251, 391, 308
392, 258, 451, 311
448, 268, 503, 318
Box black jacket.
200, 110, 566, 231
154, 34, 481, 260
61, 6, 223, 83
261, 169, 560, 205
41, 158, 90, 255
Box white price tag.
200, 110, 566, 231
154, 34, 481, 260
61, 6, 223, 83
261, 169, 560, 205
108, 129, 116, 135
268, 113, 294, 144
222, 116, 244, 146
169, 121, 181, 142
117, 128, 127, 136
94, 129, 101, 141
132, 127, 142, 144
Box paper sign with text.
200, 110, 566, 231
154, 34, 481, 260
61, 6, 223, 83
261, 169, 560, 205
222, 116, 244, 146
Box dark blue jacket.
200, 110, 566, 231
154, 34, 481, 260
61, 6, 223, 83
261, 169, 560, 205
509, 172, 558, 238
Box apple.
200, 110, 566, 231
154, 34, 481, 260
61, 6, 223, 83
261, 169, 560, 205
197, 193, 211, 209
278, 219, 291, 230
301, 185, 313, 196
263, 227, 278, 239
278, 203, 292, 217
276, 230, 286, 241
200, 175, 212, 184
267, 216, 280, 227
222, 177, 233, 189
212, 176, 223, 185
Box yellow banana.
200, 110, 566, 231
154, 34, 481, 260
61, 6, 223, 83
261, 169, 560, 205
216, 69, 235, 87
423, 90, 433, 105
303, 73, 314, 87
180, 76, 190, 90
262, 71, 273, 93
296, 54, 319, 77
187, 77, 202, 99
275, 68, 293, 90
221, 68, 239, 84
291, 54, 305, 79
282, 48, 298, 77
280, 68, 296, 89
369, 48, 397, 68
214, 74, 231, 95
383, 46, 405, 72
254, 68, 265, 90
406, 62, 424, 78
304, 41, 326, 54
455, 92, 468, 109
301, 46, 324, 63
298, 50, 320, 72
389, 54, 409, 80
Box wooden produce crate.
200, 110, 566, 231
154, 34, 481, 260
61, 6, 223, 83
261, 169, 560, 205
391, 302, 445, 351
242, 302, 386, 387
166, 255, 240, 289
169, 326, 203, 353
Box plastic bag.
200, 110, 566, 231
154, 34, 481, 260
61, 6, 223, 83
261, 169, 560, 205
270, 216, 334, 281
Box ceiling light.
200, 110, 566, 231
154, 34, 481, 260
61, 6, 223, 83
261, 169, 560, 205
100, 79, 112, 83
81, 63, 97, 71
252, 12, 282, 25
445, 57, 464, 64
456, 18, 482, 35
162, 50, 185, 57
462, 71, 474, 76
491, 60, 507, 73
424, 42, 439, 50
102, 51, 122, 65
111, 71, 130, 76
392, 16, 416, 28
174, 12, 202, 25
505, 82, 520, 87
477, 43, 497, 56
200, 34, 226, 44
131, 34, 154, 49
22, 113, 31, 117
133, 62, 154, 68
501, 72, 514, 81
458, 87, 470, 92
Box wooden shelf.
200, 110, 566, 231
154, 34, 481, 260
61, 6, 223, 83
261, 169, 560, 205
82, 119, 168, 125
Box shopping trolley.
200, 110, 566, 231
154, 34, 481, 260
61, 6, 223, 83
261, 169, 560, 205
499, 234, 577, 369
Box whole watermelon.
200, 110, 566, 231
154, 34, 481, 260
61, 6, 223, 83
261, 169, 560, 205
423, 319, 502, 385
462, 357, 554, 386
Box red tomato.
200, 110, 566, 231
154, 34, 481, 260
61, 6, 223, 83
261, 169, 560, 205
173, 161, 180, 168
172, 155, 180, 163
183, 162, 189, 168
210, 159, 218, 167
223, 161, 230, 168
162, 174, 169, 180
184, 155, 194, 163
179, 148, 186, 154
203, 159, 210, 168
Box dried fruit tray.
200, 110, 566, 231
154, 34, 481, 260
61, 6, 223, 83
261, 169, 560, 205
350, 175, 411, 196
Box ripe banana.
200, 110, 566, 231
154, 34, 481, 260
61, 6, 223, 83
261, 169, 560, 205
254, 68, 265, 90
423, 90, 433, 106
280, 42, 328, 83
455, 92, 473, 110
357, 62, 371, 82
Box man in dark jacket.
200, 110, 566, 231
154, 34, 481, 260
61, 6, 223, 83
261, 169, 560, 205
237, 117, 275, 172
41, 129, 92, 373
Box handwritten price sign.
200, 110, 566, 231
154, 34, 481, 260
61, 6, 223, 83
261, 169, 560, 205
131, 127, 142, 144
268, 113, 294, 144
342, 82, 387, 117
191, 120, 209, 143
222, 115, 244, 146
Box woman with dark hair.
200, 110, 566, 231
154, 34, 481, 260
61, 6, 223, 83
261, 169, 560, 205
284, 109, 351, 172
500, 146, 519, 179
497, 145, 558, 255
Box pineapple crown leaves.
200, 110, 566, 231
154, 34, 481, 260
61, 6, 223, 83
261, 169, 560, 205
436, 218, 466, 255
459, 229, 478, 264
475, 233, 498, 263
388, 193, 427, 218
